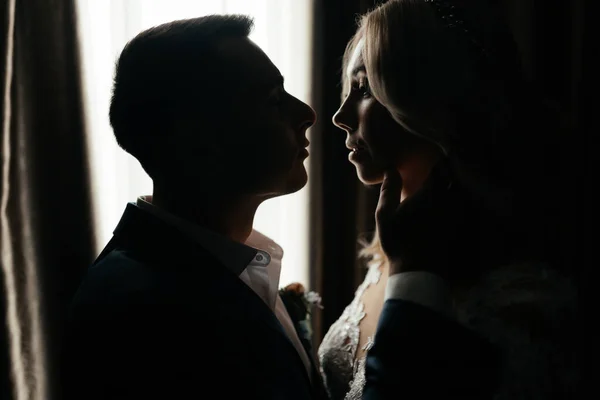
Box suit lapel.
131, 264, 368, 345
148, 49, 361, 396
279, 297, 328, 398
304, 336, 328, 399
218, 272, 315, 390
102, 203, 315, 391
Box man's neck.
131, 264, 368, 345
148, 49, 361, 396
151, 187, 261, 244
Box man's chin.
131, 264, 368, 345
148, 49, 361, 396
283, 167, 308, 194
256, 167, 308, 198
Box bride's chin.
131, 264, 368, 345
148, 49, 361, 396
355, 168, 384, 186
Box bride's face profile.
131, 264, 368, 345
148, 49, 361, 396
333, 39, 439, 191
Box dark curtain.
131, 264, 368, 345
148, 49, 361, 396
0, 0, 95, 399
310, 0, 591, 347
507, 0, 590, 279
309, 0, 380, 344
501, 0, 591, 384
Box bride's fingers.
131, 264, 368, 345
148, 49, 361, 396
376, 168, 403, 221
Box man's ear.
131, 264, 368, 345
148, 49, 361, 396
166, 118, 225, 170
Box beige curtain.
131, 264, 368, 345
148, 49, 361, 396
1, 0, 95, 399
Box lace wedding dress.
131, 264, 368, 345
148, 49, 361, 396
318, 260, 579, 400
317, 261, 382, 400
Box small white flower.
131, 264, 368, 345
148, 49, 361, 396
305, 291, 323, 309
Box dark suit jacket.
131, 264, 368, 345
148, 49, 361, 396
363, 299, 500, 399
59, 204, 326, 400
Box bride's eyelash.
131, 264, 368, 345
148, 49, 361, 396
349, 78, 371, 98
357, 78, 371, 98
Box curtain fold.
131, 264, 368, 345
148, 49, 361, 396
1, 0, 95, 399
506, 0, 589, 282
309, 0, 381, 344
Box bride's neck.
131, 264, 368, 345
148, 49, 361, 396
399, 145, 442, 201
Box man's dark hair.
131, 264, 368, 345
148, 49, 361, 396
109, 15, 254, 177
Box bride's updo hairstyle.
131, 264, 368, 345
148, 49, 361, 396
349, 0, 562, 272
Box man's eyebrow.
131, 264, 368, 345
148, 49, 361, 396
249, 75, 284, 99
252, 75, 284, 98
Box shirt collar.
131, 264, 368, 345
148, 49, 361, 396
135, 195, 283, 276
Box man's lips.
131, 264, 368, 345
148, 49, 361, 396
298, 138, 310, 158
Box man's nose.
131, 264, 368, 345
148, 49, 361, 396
294, 97, 317, 130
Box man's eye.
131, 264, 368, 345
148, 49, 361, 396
268, 90, 285, 106
267, 97, 281, 108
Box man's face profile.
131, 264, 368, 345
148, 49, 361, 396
173, 37, 316, 198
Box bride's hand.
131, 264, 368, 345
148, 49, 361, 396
376, 161, 463, 277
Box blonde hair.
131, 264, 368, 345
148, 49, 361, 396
345, 0, 536, 265
358, 228, 385, 267
347, 0, 471, 265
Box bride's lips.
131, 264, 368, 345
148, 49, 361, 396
346, 145, 367, 162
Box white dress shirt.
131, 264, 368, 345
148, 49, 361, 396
135, 196, 313, 378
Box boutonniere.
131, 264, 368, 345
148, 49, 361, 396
279, 283, 323, 343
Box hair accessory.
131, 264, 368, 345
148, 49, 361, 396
423, 0, 492, 62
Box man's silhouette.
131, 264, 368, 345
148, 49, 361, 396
60, 15, 325, 400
